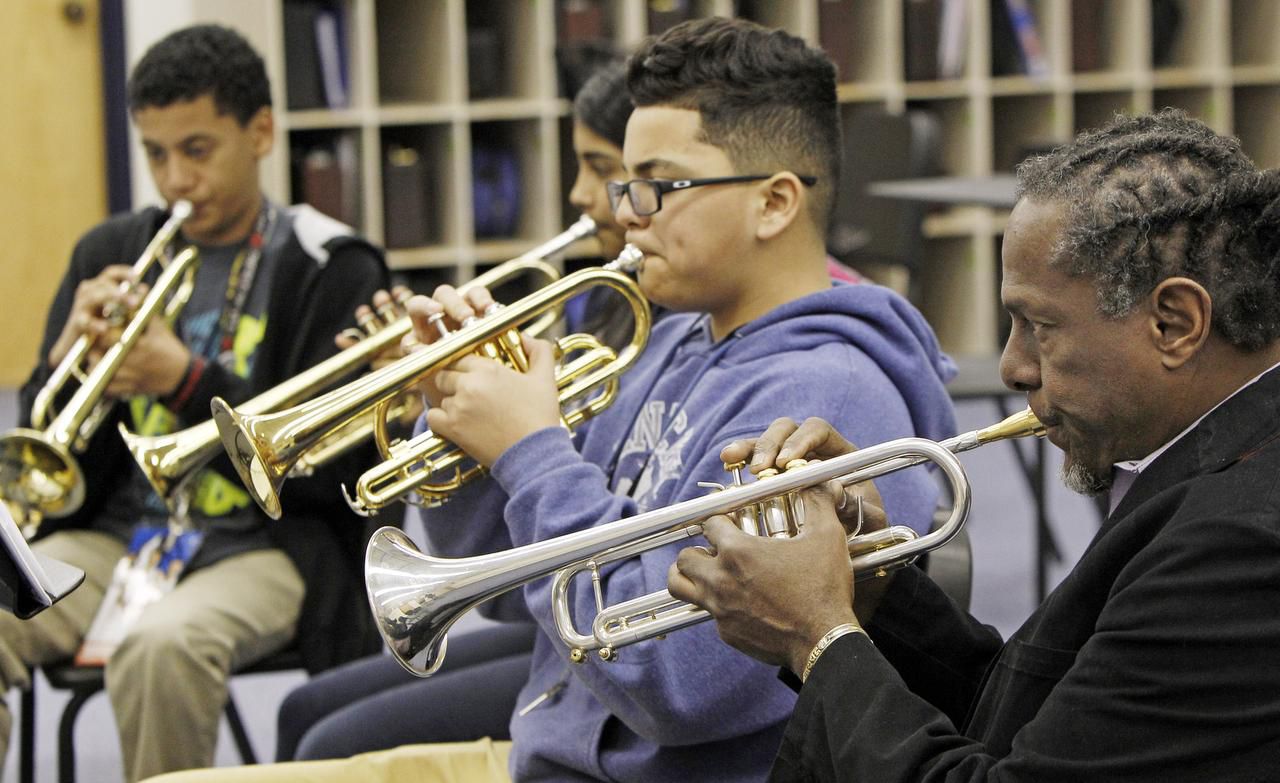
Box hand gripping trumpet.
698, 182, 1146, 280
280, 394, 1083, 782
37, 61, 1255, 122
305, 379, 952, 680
365, 408, 1045, 676
343, 246, 646, 516
122, 216, 595, 518
211, 233, 648, 521
0, 201, 198, 530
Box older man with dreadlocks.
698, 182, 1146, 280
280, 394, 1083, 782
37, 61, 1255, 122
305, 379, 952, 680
667, 108, 1280, 782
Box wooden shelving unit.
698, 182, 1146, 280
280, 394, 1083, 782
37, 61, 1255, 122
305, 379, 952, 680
183, 0, 1280, 357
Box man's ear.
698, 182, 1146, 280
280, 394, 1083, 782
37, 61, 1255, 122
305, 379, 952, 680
755, 173, 805, 241
1148, 276, 1212, 370
248, 106, 275, 158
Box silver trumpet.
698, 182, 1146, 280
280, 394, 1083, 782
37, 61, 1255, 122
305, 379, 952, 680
365, 408, 1045, 675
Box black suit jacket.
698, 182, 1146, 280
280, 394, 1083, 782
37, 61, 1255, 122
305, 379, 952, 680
772, 365, 1280, 781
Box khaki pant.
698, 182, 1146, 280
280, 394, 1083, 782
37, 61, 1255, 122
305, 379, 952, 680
0, 529, 304, 783
143, 739, 514, 783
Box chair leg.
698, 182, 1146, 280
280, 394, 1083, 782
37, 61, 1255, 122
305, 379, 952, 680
57, 689, 96, 783
224, 695, 257, 765
19, 677, 35, 783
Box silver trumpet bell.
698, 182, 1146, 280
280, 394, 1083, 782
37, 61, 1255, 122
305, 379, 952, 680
365, 409, 1045, 675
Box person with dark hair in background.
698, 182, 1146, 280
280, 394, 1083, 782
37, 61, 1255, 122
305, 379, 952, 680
0, 24, 389, 782
668, 109, 1280, 781
263, 57, 642, 767
148, 16, 957, 783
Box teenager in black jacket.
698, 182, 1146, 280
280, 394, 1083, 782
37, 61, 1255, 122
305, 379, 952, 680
0, 25, 388, 782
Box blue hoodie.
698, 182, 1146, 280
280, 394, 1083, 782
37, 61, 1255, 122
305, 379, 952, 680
419, 281, 957, 781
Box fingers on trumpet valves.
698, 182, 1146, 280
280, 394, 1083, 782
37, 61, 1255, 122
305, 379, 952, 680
355, 303, 380, 334
374, 296, 402, 325
427, 311, 451, 339
405, 294, 450, 344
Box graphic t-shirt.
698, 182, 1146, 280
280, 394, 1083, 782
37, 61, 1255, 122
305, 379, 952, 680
96, 210, 290, 567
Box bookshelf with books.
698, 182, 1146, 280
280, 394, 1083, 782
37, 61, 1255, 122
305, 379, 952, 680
168, 0, 1280, 358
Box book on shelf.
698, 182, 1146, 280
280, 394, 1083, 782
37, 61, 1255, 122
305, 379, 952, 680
314, 4, 349, 109
818, 0, 860, 84
1005, 0, 1049, 78
903, 0, 942, 82
283, 0, 350, 110
468, 27, 504, 100
297, 134, 360, 228
383, 145, 432, 249
558, 0, 608, 41
283, 1, 325, 110
1, 501, 85, 619
990, 0, 1047, 79
1151, 0, 1182, 68
647, 0, 694, 36
1071, 0, 1105, 72
938, 0, 968, 79
472, 145, 522, 239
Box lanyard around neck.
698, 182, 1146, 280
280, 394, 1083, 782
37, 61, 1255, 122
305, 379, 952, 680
204, 202, 277, 365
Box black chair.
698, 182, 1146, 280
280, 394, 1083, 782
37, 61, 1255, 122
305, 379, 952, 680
828, 106, 943, 304
17, 648, 303, 783
922, 505, 973, 612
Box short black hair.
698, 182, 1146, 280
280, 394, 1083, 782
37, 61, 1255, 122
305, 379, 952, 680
127, 24, 271, 125
626, 17, 841, 229
1017, 109, 1280, 351
573, 60, 632, 150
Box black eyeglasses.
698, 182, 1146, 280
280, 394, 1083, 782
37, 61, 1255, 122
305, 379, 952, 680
606, 174, 819, 217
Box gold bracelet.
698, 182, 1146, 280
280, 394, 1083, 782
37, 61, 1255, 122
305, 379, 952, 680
800, 623, 867, 683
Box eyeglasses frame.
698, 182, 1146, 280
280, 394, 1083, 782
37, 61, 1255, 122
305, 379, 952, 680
606, 173, 819, 217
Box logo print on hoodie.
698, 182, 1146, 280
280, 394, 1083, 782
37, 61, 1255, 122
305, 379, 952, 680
616, 402, 690, 511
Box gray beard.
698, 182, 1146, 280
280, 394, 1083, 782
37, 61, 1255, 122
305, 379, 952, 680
1061, 461, 1111, 497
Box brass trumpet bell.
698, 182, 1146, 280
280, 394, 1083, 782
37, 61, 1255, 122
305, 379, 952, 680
215, 257, 649, 520
0, 431, 83, 522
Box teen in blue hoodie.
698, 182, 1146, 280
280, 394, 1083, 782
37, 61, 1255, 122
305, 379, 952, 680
403, 18, 959, 783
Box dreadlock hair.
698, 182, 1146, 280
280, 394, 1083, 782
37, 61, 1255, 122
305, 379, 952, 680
1016, 108, 1280, 351
128, 24, 271, 126
626, 16, 841, 230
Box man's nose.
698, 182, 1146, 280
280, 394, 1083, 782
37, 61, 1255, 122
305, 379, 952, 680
999, 332, 1040, 393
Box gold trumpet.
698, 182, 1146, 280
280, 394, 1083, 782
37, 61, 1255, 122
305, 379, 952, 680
365, 409, 1045, 676
0, 202, 198, 530
120, 216, 597, 517
212, 243, 649, 520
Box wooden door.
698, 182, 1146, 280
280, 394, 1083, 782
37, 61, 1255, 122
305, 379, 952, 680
0, 0, 107, 388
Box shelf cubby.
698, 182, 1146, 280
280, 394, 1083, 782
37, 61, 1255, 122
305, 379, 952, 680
183, 0, 1280, 357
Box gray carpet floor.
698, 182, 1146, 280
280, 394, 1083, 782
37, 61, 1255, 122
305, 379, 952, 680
2, 391, 1099, 782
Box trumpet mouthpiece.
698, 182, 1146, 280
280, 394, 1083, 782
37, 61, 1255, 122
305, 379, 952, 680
606, 244, 645, 274
170, 200, 193, 220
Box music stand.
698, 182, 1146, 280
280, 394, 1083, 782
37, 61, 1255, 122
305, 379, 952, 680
1, 508, 85, 618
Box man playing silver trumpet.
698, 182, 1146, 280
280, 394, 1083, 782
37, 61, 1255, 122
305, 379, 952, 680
669, 110, 1280, 781
0, 25, 390, 782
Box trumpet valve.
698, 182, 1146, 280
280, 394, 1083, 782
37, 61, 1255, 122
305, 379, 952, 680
569, 648, 588, 664
375, 299, 402, 325
426, 311, 450, 340
598, 647, 618, 662
356, 308, 380, 335
724, 460, 747, 487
